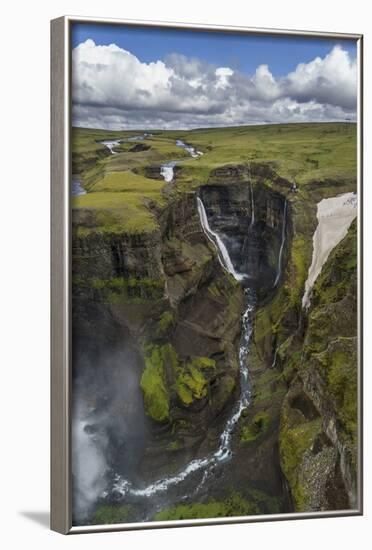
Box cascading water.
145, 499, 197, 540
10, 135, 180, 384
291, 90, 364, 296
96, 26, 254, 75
100, 139, 122, 154
160, 139, 203, 182
274, 200, 287, 287
100, 133, 151, 154
111, 290, 255, 501
250, 182, 255, 228
160, 161, 177, 183
109, 199, 255, 504
247, 163, 255, 228
176, 139, 203, 158
197, 197, 245, 281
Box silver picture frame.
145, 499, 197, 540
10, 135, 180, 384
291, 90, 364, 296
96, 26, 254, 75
51, 15, 363, 534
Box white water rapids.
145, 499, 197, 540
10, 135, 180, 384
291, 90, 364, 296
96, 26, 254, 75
160, 161, 177, 183
176, 139, 203, 158
160, 139, 203, 182
100, 139, 121, 154
110, 197, 255, 501
100, 133, 152, 154
100, 135, 203, 182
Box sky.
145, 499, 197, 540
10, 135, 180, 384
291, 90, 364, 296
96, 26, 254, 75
71, 22, 358, 130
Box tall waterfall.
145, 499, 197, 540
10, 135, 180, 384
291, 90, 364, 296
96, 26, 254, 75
109, 200, 256, 503
197, 197, 245, 281
250, 182, 255, 228
274, 200, 287, 287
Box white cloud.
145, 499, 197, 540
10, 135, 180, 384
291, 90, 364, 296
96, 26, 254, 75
215, 67, 234, 89
285, 45, 357, 109
72, 40, 357, 129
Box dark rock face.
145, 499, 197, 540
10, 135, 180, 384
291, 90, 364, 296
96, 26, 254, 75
142, 164, 181, 180
279, 221, 358, 511
128, 143, 151, 152
199, 183, 291, 301
71, 181, 293, 505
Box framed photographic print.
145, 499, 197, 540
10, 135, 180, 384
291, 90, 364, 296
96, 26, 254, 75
51, 16, 363, 534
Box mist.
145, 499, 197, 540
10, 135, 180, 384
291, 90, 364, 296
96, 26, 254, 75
71, 313, 147, 524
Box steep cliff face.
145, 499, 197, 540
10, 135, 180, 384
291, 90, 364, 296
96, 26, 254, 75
72, 156, 357, 523
71, 177, 294, 494
279, 221, 357, 511
72, 191, 245, 475
200, 182, 290, 300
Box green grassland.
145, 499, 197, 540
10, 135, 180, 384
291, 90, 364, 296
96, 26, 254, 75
72, 123, 356, 234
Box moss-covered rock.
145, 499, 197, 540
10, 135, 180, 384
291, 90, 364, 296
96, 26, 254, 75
279, 220, 357, 511
140, 344, 176, 422
154, 492, 259, 521
240, 411, 270, 443
91, 504, 134, 525
174, 356, 216, 406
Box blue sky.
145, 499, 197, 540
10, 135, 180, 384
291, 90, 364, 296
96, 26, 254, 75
71, 22, 358, 129
72, 22, 356, 77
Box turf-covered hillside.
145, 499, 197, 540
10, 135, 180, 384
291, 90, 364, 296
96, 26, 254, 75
72, 123, 356, 234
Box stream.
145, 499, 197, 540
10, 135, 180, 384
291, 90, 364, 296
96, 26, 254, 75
73, 140, 288, 522
108, 193, 257, 506
111, 258, 256, 501
72, 175, 87, 197
100, 133, 153, 154
159, 139, 203, 182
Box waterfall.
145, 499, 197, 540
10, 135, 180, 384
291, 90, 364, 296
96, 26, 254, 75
176, 139, 203, 158
250, 182, 255, 228
160, 139, 203, 182
196, 197, 245, 282
160, 161, 177, 183
109, 206, 256, 503
100, 139, 121, 154
247, 162, 255, 228
273, 200, 287, 287
100, 133, 150, 154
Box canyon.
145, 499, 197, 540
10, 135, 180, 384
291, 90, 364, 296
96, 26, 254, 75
71, 123, 358, 525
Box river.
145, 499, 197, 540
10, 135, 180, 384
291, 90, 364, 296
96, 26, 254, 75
73, 139, 288, 522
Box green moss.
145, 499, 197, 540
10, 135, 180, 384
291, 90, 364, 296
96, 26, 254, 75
176, 367, 208, 405
166, 440, 182, 452
326, 340, 357, 440
312, 219, 357, 309
174, 356, 216, 406
240, 411, 270, 442
91, 504, 133, 525
73, 123, 356, 236
253, 369, 286, 404
140, 344, 177, 422
88, 277, 164, 304
156, 311, 175, 337
279, 414, 322, 510
154, 492, 259, 521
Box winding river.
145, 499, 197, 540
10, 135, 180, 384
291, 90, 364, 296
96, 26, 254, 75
159, 139, 203, 182
111, 250, 255, 500
108, 143, 256, 503
101, 142, 289, 509
74, 138, 288, 519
